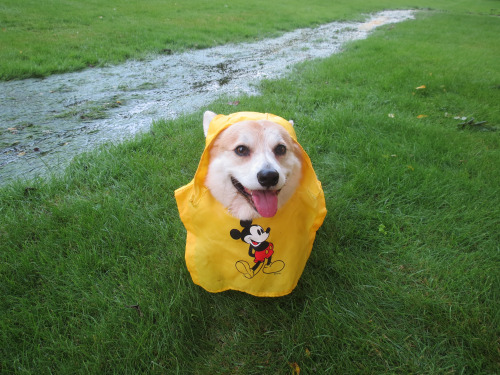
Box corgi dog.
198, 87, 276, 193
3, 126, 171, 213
204, 111, 303, 220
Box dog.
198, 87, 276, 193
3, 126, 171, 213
203, 110, 303, 220
175, 111, 326, 296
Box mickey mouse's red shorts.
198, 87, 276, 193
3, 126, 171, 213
254, 243, 274, 263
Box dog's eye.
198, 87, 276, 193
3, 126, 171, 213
234, 145, 250, 157
274, 144, 287, 156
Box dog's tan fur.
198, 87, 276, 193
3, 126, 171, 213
204, 111, 302, 220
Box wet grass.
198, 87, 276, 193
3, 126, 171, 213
1, 0, 499, 80
54, 97, 124, 121
1, 4, 500, 375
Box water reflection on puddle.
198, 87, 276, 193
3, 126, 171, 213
0, 10, 413, 185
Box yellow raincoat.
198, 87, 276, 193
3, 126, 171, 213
175, 112, 326, 297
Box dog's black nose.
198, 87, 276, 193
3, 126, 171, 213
257, 169, 279, 188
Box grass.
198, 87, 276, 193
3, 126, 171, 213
1, 1, 500, 374
54, 97, 124, 121
1, 0, 499, 80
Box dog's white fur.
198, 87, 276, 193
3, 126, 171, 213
204, 111, 302, 220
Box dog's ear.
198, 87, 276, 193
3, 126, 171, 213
203, 111, 217, 137
288, 120, 294, 127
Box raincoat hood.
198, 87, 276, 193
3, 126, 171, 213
175, 112, 326, 297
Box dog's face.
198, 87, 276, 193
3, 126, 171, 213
204, 111, 302, 220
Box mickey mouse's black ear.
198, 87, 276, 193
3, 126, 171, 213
240, 220, 252, 227
230, 229, 242, 240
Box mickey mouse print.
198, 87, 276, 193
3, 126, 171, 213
230, 220, 285, 279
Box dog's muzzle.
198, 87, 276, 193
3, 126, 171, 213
231, 176, 280, 218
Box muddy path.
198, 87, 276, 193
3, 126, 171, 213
0, 10, 414, 185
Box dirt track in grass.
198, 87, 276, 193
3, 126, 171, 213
0, 10, 414, 185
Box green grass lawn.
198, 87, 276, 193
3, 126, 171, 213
0, 0, 498, 80
1, 1, 500, 374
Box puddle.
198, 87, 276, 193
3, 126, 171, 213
0, 10, 414, 185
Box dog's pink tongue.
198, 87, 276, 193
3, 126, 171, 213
252, 190, 278, 218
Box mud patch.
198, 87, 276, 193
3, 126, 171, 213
0, 10, 414, 185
